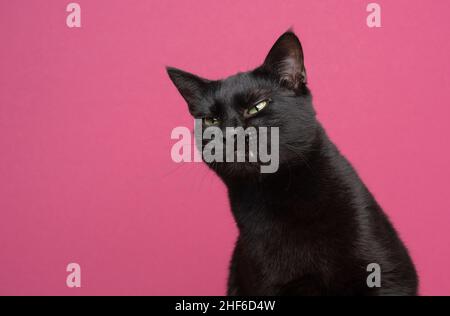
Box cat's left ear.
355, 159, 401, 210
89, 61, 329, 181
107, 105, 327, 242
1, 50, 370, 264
262, 31, 307, 90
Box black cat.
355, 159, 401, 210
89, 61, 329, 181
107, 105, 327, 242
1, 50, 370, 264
167, 31, 418, 296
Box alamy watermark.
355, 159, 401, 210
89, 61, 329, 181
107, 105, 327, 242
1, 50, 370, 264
66, 262, 81, 288
171, 119, 279, 173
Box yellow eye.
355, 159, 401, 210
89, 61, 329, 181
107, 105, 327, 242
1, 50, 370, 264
203, 117, 220, 126
245, 100, 269, 117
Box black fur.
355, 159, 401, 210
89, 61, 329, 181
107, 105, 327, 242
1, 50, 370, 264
167, 31, 418, 296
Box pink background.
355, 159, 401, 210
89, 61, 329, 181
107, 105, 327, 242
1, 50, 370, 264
1, 0, 449, 296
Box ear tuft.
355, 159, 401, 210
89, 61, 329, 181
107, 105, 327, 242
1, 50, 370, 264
262, 31, 306, 91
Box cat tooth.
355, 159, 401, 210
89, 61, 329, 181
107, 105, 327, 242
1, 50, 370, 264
249, 150, 255, 159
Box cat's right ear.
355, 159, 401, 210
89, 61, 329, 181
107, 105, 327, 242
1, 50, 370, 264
166, 67, 209, 113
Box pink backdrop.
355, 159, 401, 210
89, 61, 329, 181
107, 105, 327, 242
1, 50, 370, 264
1, 0, 449, 296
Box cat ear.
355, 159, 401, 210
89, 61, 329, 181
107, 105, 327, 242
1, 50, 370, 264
262, 31, 306, 90
166, 67, 209, 111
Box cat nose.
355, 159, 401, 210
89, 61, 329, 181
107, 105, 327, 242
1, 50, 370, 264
223, 129, 239, 144
222, 129, 251, 146
226, 114, 244, 127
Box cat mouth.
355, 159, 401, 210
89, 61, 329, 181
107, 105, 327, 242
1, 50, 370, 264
234, 148, 257, 161
206, 151, 263, 177
200, 141, 277, 175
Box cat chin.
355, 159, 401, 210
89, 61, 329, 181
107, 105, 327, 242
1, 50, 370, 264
207, 161, 262, 178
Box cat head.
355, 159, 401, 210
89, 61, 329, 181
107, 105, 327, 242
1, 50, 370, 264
167, 31, 319, 179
